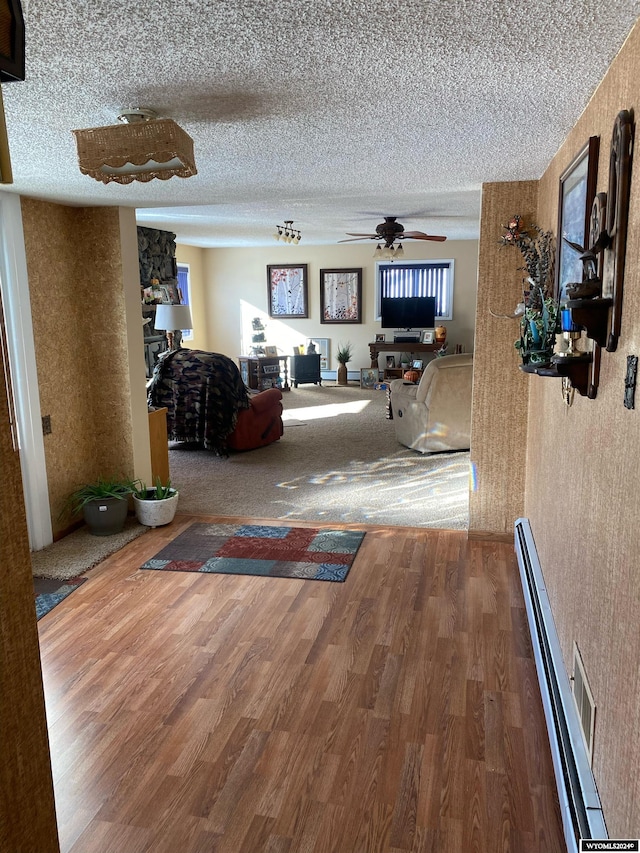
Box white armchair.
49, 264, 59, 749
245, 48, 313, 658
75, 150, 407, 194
389, 353, 473, 453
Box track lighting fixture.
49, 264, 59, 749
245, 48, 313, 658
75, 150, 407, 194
273, 220, 301, 244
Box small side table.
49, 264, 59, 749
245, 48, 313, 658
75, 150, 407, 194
290, 354, 321, 387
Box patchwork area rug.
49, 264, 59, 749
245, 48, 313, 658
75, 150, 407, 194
141, 522, 366, 582
35, 577, 86, 620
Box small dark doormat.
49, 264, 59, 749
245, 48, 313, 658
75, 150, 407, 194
34, 577, 86, 620
140, 522, 366, 582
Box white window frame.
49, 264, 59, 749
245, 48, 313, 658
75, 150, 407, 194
375, 259, 454, 321
177, 262, 193, 341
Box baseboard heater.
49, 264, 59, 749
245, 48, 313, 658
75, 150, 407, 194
514, 518, 607, 852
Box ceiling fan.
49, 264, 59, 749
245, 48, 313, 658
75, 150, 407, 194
339, 216, 447, 248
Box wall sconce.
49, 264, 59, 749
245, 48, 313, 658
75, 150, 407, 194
273, 220, 301, 244
72, 108, 197, 185
154, 304, 193, 351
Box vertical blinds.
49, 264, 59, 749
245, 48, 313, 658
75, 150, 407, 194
380, 262, 451, 316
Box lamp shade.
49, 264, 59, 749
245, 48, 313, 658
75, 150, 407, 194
154, 304, 193, 332
72, 117, 197, 184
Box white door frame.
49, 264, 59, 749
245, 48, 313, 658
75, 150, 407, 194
0, 191, 52, 550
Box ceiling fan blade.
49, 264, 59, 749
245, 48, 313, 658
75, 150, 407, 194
404, 232, 447, 242
338, 236, 373, 243
344, 232, 377, 237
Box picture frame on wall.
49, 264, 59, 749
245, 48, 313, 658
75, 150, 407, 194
556, 135, 599, 301
267, 264, 308, 318
159, 284, 179, 304
360, 367, 379, 389
306, 337, 330, 369
320, 268, 362, 323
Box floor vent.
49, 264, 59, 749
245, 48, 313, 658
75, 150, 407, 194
572, 643, 596, 763
514, 518, 606, 852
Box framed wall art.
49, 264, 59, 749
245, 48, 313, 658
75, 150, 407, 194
556, 136, 599, 301
267, 264, 308, 318
320, 268, 362, 323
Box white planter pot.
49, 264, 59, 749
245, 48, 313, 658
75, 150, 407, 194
133, 489, 179, 528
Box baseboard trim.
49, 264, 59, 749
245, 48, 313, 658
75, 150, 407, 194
514, 517, 607, 852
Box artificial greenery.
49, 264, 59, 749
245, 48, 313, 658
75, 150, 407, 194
65, 476, 136, 516
336, 341, 353, 365
133, 476, 175, 501
500, 215, 559, 364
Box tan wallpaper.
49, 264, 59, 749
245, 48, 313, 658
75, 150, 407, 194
526, 22, 640, 836
470, 181, 538, 534
21, 199, 137, 536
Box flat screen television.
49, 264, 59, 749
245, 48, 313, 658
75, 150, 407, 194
381, 295, 436, 329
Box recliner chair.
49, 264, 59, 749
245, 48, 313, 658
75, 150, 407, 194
389, 353, 473, 453
148, 348, 283, 454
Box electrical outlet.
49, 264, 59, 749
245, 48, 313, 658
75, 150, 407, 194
42, 414, 52, 435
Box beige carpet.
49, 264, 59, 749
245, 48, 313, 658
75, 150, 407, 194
170, 383, 470, 529
32, 384, 469, 582
31, 518, 148, 581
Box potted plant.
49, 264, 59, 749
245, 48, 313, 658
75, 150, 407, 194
336, 341, 353, 385
133, 477, 179, 528
499, 215, 559, 366
64, 476, 136, 536
399, 352, 411, 370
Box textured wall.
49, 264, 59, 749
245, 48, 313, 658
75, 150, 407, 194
527, 23, 640, 836
137, 225, 177, 287
470, 181, 538, 534
0, 325, 59, 851
21, 199, 137, 536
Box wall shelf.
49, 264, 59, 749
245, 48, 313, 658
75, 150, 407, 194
519, 353, 593, 397
565, 297, 613, 347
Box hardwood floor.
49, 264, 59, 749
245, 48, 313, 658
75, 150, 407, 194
37, 515, 564, 853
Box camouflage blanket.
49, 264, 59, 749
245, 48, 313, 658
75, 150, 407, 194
147, 349, 250, 454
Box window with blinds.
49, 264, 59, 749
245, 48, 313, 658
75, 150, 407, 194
376, 260, 454, 321
177, 263, 193, 340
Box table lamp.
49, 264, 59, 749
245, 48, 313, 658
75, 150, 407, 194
154, 304, 193, 351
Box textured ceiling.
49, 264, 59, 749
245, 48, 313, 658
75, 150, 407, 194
3, 1, 640, 247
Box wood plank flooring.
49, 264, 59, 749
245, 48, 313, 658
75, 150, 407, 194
37, 515, 564, 853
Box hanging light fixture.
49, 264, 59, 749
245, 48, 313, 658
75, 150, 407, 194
374, 241, 403, 261
72, 108, 197, 185
273, 220, 301, 244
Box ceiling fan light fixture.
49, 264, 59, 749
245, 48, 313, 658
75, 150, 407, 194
73, 108, 197, 185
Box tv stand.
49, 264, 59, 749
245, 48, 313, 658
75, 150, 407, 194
368, 340, 443, 368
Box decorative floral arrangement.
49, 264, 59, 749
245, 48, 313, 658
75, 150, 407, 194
500, 215, 559, 364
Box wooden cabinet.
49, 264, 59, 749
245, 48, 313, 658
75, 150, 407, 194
148, 407, 169, 484
290, 354, 321, 387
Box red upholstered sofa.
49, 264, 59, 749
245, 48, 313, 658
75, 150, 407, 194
147, 348, 283, 454
226, 387, 283, 451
